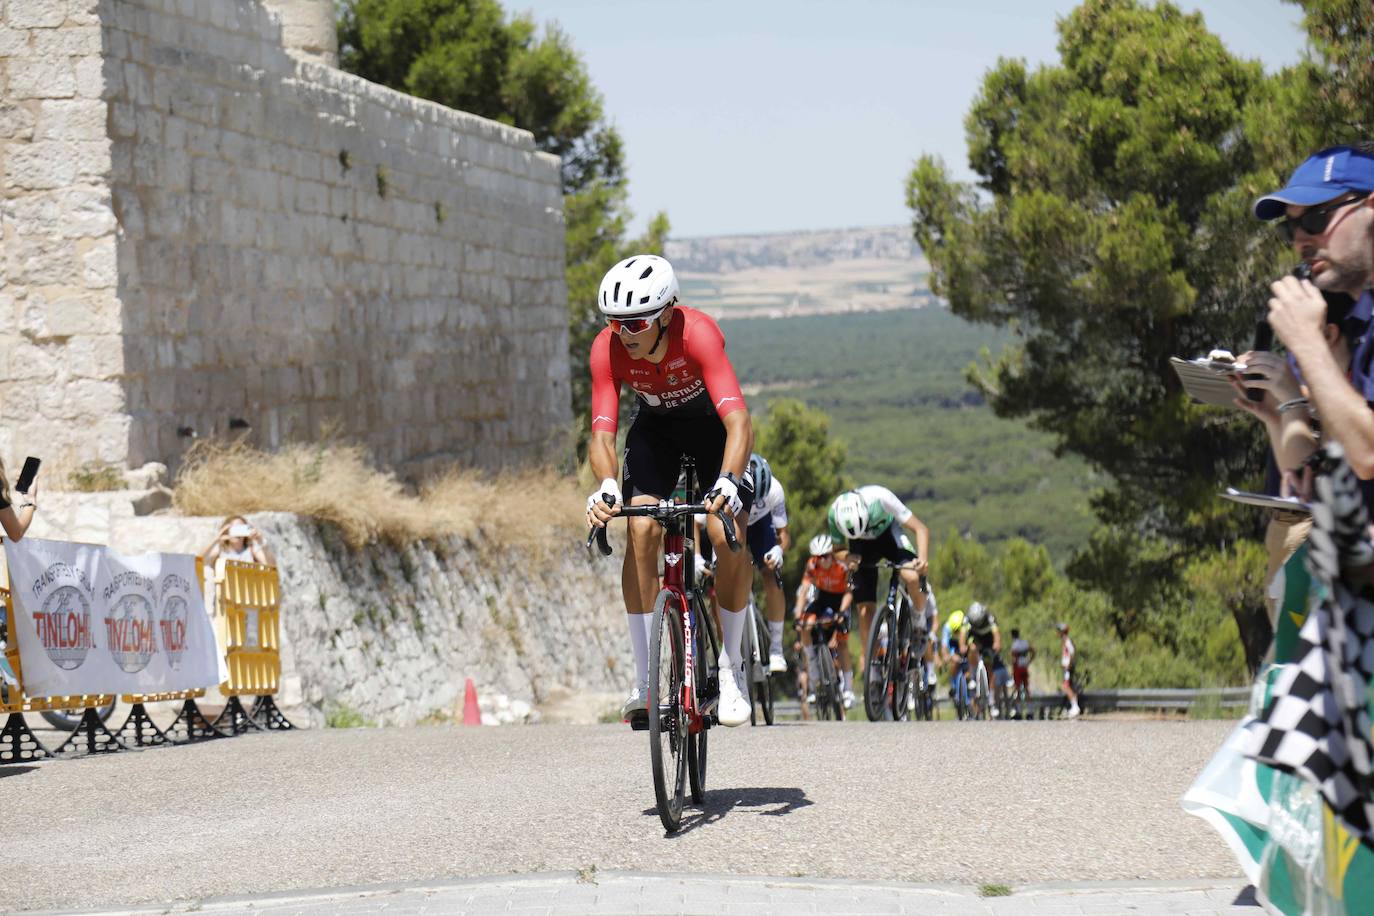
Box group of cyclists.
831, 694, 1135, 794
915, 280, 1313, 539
584, 252, 1068, 729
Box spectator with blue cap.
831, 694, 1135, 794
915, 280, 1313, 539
1250, 143, 1374, 491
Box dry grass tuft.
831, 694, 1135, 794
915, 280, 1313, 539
173, 439, 586, 551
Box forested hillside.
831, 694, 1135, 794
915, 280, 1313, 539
722, 307, 1099, 561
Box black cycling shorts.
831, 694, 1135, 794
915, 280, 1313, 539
623, 410, 754, 513
848, 522, 917, 604
806, 589, 846, 616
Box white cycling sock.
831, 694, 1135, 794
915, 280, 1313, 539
718, 604, 747, 676
768, 620, 784, 651
842, 670, 853, 694
627, 613, 650, 691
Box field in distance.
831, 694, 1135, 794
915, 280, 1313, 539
667, 225, 932, 319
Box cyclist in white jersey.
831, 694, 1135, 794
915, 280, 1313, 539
744, 454, 791, 673
826, 485, 932, 671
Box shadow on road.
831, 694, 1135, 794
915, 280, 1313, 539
0, 764, 39, 779
646, 786, 813, 836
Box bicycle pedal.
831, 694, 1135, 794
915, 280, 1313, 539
626, 709, 650, 731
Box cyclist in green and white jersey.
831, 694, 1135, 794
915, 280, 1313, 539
826, 485, 932, 672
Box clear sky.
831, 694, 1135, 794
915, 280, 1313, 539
511, 0, 1308, 239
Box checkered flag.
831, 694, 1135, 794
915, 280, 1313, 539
1240, 443, 1374, 851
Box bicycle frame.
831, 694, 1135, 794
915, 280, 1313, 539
586, 459, 740, 734
660, 513, 710, 734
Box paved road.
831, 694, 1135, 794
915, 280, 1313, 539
0, 719, 1242, 912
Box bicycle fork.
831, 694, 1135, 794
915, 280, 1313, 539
664, 527, 712, 731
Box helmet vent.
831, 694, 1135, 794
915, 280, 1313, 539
624, 259, 637, 269
612, 281, 621, 301
639, 265, 653, 279
639, 295, 651, 304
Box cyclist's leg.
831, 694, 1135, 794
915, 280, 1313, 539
748, 518, 787, 667
619, 418, 679, 717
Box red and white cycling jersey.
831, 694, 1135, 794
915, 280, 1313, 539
589, 306, 747, 433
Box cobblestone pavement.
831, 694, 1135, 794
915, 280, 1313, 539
0, 720, 1243, 912
46, 873, 1261, 915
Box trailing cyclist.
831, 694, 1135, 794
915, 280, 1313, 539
793, 534, 855, 708
585, 254, 756, 729
826, 485, 931, 670
941, 608, 968, 707
745, 454, 791, 674
1009, 627, 1035, 718
962, 602, 1008, 718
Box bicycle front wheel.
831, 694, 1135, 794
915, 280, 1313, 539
863, 610, 894, 722
649, 589, 688, 832
816, 643, 837, 721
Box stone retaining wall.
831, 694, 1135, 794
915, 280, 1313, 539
1, 0, 570, 481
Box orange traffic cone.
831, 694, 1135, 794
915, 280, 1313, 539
462, 678, 482, 726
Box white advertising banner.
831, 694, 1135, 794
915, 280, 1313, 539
4, 538, 220, 698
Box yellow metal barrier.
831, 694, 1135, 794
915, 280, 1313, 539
214, 559, 283, 697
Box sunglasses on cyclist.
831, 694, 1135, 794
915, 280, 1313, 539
606, 307, 668, 334
1275, 192, 1371, 242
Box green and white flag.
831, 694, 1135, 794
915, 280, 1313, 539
1183, 545, 1374, 914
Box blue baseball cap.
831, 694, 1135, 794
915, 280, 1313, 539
1253, 146, 1374, 220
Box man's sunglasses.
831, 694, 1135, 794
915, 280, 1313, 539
1275, 192, 1370, 242
606, 306, 668, 334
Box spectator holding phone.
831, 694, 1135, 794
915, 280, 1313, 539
0, 457, 39, 542
201, 516, 274, 566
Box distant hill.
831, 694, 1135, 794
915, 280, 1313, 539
665, 226, 932, 319
668, 225, 1097, 563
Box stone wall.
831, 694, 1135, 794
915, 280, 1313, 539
25, 502, 630, 726
1, 0, 570, 482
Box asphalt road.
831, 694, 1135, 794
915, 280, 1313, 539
0, 718, 1241, 912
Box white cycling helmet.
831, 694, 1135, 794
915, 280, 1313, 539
809, 534, 833, 556
831, 491, 869, 540
966, 601, 987, 628
598, 254, 679, 317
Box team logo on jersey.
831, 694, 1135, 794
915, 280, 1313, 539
593, 415, 614, 425
715, 396, 741, 409
668, 357, 687, 370
664, 553, 682, 567
667, 374, 679, 386
629, 368, 651, 377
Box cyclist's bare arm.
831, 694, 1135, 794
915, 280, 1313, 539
899, 513, 930, 575
706, 409, 753, 515
776, 525, 791, 551
587, 429, 622, 526
840, 590, 853, 614
992, 627, 1001, 653
793, 574, 814, 616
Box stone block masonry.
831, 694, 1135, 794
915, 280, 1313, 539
1, 0, 570, 480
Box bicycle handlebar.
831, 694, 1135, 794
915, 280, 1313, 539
585, 495, 742, 557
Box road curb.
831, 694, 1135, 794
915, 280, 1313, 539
24, 870, 1255, 915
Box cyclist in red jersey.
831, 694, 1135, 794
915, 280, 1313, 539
585, 255, 756, 728
793, 534, 855, 708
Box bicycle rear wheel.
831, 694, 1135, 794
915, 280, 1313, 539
649, 590, 688, 832
744, 610, 759, 727
863, 610, 894, 722
976, 662, 991, 721
756, 610, 775, 726
890, 600, 913, 722
688, 592, 714, 803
